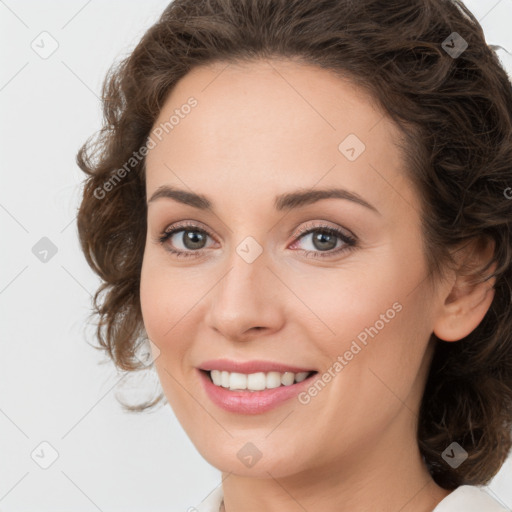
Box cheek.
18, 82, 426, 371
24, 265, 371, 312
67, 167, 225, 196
287, 256, 405, 346
294, 268, 432, 446
298, 246, 432, 385
140, 257, 189, 403
140, 274, 161, 340
139, 249, 204, 365
139, 250, 177, 344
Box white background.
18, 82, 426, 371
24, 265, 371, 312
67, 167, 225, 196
1, 1, 511, 510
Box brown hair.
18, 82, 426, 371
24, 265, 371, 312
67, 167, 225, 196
76, 0, 512, 490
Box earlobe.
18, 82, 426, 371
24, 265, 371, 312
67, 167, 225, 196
433, 238, 497, 342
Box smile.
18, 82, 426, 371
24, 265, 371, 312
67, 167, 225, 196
198, 369, 318, 414
207, 369, 315, 391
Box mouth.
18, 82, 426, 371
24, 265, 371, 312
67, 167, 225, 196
197, 367, 319, 414
195, 357, 320, 414
199, 368, 318, 392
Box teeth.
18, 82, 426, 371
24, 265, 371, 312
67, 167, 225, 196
209, 370, 312, 391
249, 372, 269, 390
281, 372, 295, 386
295, 372, 309, 383
229, 371, 247, 390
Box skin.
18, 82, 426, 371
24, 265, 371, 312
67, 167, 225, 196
139, 58, 496, 512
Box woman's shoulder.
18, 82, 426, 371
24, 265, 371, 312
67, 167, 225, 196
433, 485, 508, 512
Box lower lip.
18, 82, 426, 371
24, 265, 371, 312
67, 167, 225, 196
197, 369, 317, 415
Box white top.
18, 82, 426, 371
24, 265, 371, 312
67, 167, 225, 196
191, 484, 509, 512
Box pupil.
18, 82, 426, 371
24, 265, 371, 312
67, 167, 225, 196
313, 232, 336, 251
184, 230, 206, 249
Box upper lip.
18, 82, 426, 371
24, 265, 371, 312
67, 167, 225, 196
198, 359, 316, 374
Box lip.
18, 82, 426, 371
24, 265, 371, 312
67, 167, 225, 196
197, 368, 318, 414
198, 358, 316, 374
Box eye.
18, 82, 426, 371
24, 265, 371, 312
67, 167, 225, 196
289, 223, 357, 259
154, 221, 357, 260
155, 221, 216, 259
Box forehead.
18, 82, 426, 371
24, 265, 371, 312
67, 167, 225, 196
145, 58, 415, 215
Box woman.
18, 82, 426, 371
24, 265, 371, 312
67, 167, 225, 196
76, 0, 512, 510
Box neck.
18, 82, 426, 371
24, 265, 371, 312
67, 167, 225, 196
220, 429, 451, 512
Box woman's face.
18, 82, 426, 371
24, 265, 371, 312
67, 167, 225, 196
140, 58, 445, 478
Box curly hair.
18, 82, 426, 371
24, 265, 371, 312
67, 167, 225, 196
76, 0, 512, 490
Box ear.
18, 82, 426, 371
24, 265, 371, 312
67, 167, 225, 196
433, 237, 497, 342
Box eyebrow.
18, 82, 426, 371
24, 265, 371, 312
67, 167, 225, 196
147, 185, 380, 215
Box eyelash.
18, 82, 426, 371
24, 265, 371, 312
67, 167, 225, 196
154, 221, 357, 260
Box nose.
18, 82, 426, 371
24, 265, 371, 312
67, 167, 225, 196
204, 246, 285, 342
